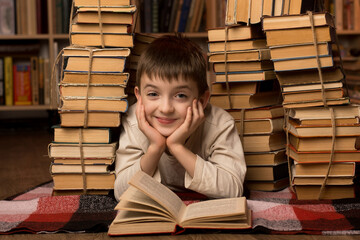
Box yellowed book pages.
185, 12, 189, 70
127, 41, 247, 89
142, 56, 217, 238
215, 70, 276, 83
245, 149, 286, 166
53, 158, 114, 165
270, 42, 331, 60
276, 67, 344, 86
235, 117, 284, 135
273, 56, 334, 71
294, 185, 354, 200
289, 133, 360, 151
282, 88, 344, 103
283, 98, 350, 108
282, 81, 342, 93
264, 11, 334, 30
211, 82, 258, 95
288, 145, 360, 163
74, 0, 131, 7
265, 26, 333, 47
61, 98, 128, 112
213, 60, 274, 72
209, 48, 271, 62
243, 132, 286, 152
71, 23, 129, 33
53, 126, 111, 143
227, 105, 284, 120
208, 25, 264, 42
294, 162, 355, 177
60, 111, 121, 127
208, 39, 267, 52
286, 119, 360, 137
60, 84, 126, 98
62, 72, 129, 85
210, 91, 282, 109
288, 104, 360, 120
52, 173, 115, 190
70, 33, 134, 48
48, 142, 118, 158
293, 177, 354, 185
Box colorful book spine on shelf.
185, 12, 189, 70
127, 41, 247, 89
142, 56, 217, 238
13, 63, 32, 106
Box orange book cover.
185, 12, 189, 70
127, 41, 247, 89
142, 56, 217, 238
13, 63, 32, 105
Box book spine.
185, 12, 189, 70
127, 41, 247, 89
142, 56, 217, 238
4, 56, 13, 106
177, 0, 192, 32
30, 56, 39, 105
152, 0, 159, 33
0, 0, 16, 34
13, 63, 32, 105
0, 58, 4, 105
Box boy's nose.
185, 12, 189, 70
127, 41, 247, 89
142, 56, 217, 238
159, 99, 174, 113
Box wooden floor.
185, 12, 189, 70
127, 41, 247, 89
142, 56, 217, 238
1, 117, 360, 239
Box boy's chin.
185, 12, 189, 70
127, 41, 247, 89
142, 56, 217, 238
156, 128, 176, 137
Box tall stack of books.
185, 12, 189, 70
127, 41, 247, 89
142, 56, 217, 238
48, 0, 136, 195
263, 12, 350, 108
207, 11, 287, 191
262, 12, 359, 200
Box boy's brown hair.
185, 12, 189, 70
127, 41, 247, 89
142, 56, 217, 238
136, 34, 208, 95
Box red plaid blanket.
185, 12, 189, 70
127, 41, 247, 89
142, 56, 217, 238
1, 182, 360, 235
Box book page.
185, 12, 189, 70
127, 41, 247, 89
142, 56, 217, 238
180, 197, 246, 224
129, 171, 185, 222
117, 186, 172, 218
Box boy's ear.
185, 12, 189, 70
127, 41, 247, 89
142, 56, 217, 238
134, 86, 141, 100
199, 90, 210, 109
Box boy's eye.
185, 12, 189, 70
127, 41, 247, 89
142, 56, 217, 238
147, 92, 158, 97
175, 93, 187, 99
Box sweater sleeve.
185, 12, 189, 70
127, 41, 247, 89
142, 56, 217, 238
113, 106, 161, 201
184, 117, 246, 199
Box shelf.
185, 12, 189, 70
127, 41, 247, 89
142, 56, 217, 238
141, 32, 208, 38
53, 34, 70, 40
337, 30, 360, 35
0, 34, 50, 40
0, 105, 54, 111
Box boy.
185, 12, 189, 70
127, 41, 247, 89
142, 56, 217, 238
114, 35, 246, 201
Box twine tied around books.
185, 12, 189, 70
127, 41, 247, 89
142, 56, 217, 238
224, 26, 233, 110
97, 0, 105, 48
308, 11, 328, 107
84, 48, 95, 128
79, 128, 88, 193
238, 109, 245, 143
318, 107, 336, 200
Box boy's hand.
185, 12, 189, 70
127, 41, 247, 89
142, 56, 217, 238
166, 99, 205, 152
136, 98, 166, 153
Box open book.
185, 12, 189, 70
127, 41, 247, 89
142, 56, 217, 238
108, 171, 251, 236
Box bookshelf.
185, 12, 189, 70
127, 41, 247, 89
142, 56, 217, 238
324, 0, 360, 103
0, 0, 70, 111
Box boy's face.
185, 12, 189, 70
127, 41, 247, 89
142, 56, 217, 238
135, 74, 206, 137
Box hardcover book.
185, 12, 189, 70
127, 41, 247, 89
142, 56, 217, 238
108, 171, 252, 236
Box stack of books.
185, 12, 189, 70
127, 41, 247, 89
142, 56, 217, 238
70, 1, 136, 48
207, 11, 288, 191
263, 12, 350, 108
262, 11, 358, 200
225, 0, 318, 26
48, 1, 137, 195
285, 105, 360, 200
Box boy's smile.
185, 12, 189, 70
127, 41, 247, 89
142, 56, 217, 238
135, 74, 201, 137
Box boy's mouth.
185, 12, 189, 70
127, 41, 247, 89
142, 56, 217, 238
156, 117, 176, 124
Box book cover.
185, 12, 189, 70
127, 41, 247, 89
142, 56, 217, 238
13, 63, 32, 105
